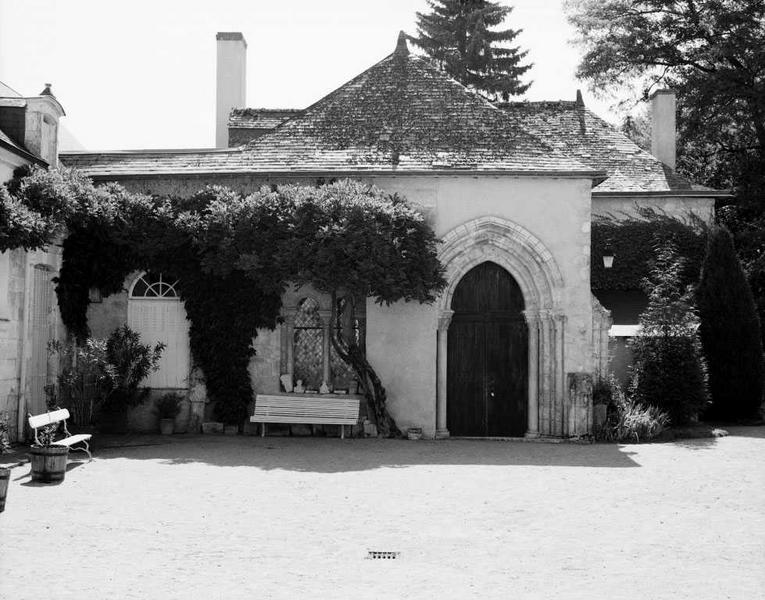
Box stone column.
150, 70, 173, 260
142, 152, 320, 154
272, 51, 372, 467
284, 314, 295, 379
538, 310, 553, 436
553, 313, 567, 437
319, 309, 332, 387
523, 310, 540, 438
436, 309, 454, 438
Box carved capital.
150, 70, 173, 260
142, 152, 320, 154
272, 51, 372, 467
438, 310, 454, 332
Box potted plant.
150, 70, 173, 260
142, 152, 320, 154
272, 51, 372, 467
154, 393, 182, 435
29, 420, 69, 483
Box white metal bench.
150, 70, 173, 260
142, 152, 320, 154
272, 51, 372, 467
250, 394, 360, 439
28, 409, 93, 461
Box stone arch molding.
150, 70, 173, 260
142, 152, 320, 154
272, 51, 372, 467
434, 216, 567, 439
438, 216, 563, 313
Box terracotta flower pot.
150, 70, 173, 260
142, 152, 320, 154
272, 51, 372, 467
159, 418, 175, 435
29, 446, 69, 483
0, 467, 9, 512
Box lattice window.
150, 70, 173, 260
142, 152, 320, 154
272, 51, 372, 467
286, 295, 365, 392
293, 297, 324, 389
130, 273, 180, 298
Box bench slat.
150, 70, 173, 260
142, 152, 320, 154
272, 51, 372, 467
28, 409, 71, 429
251, 416, 359, 425
52, 434, 92, 447
251, 394, 360, 427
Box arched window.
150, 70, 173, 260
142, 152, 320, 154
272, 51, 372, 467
129, 273, 180, 299
127, 272, 190, 388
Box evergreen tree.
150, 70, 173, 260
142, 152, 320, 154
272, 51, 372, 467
629, 241, 709, 425
697, 226, 764, 421
414, 0, 532, 100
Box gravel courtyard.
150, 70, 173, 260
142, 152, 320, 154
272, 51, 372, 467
2, 428, 763, 600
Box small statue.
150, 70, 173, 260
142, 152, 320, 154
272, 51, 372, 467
294, 379, 305, 394
280, 373, 294, 393
319, 381, 330, 394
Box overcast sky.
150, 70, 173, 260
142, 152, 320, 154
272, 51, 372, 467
0, 0, 617, 151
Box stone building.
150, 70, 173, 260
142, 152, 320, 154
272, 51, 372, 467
60, 33, 725, 438
0, 82, 66, 440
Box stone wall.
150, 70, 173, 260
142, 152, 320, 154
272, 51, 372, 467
0, 246, 63, 441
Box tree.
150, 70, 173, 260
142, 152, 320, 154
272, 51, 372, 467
629, 241, 709, 425
566, 0, 765, 192
3, 169, 446, 434
197, 181, 446, 435
414, 0, 532, 100
697, 226, 764, 420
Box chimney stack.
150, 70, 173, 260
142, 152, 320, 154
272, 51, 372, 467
216, 32, 247, 148
650, 89, 676, 170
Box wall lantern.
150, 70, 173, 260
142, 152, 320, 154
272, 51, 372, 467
602, 243, 615, 269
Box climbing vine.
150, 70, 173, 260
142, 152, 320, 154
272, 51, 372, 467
2, 168, 445, 431
591, 208, 708, 291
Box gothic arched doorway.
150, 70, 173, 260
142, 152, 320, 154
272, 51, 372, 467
447, 261, 528, 436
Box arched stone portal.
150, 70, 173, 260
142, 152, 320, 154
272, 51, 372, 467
436, 216, 566, 438
447, 262, 528, 436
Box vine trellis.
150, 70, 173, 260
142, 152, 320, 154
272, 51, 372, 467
2, 167, 446, 432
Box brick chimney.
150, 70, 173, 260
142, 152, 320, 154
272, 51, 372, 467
216, 32, 247, 148
650, 89, 676, 170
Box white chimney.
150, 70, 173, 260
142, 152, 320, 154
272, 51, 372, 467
216, 32, 247, 148
650, 89, 676, 170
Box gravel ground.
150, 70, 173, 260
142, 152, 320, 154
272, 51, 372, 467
1, 428, 763, 600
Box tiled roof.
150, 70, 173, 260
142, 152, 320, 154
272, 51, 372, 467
496, 101, 715, 194
0, 124, 46, 165
62, 37, 601, 179
228, 108, 302, 130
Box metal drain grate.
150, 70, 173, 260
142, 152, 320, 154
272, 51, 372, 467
367, 551, 400, 560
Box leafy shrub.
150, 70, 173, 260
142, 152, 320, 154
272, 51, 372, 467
101, 325, 165, 410
154, 393, 183, 420
697, 226, 765, 420
49, 339, 110, 426
611, 399, 669, 443
595, 378, 669, 442
629, 241, 709, 424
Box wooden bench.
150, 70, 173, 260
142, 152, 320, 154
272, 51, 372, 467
250, 394, 360, 439
28, 409, 92, 461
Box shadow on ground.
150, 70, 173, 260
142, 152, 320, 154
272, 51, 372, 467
86, 434, 642, 472
16, 460, 87, 486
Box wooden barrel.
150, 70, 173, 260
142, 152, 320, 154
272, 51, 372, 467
0, 467, 9, 512
29, 446, 69, 483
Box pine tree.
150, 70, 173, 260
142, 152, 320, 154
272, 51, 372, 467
697, 227, 765, 421
414, 0, 532, 100
629, 241, 709, 425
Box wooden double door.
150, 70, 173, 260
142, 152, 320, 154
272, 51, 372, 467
447, 262, 528, 437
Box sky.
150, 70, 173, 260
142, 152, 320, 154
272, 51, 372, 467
0, 0, 617, 151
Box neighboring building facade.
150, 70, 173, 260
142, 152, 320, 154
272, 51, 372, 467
0, 82, 66, 440
60, 33, 725, 437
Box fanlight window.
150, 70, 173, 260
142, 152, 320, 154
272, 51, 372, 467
130, 273, 180, 299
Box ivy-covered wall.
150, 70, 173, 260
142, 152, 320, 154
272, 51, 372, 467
591, 213, 707, 291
